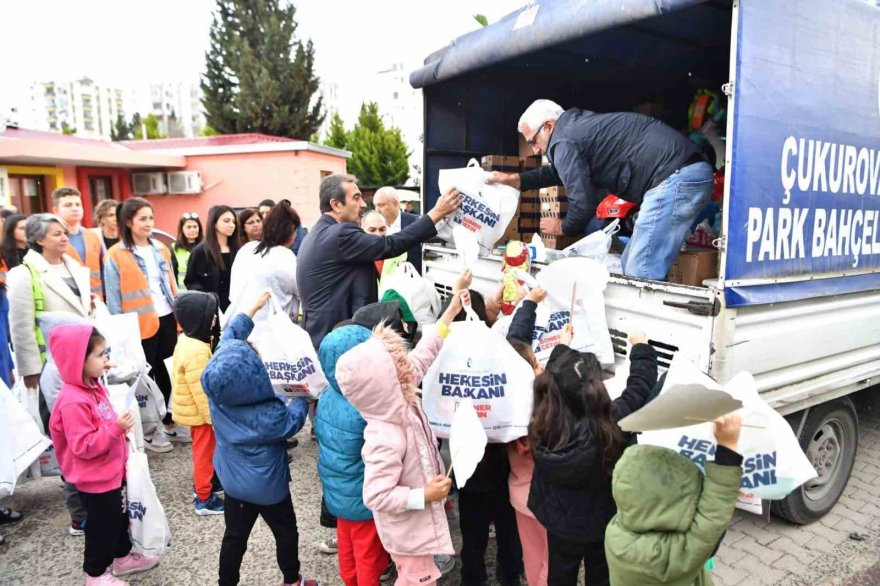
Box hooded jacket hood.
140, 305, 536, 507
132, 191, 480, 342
612, 444, 702, 533
201, 337, 274, 407
174, 291, 218, 342
336, 324, 416, 422
352, 301, 409, 339
49, 323, 95, 387
319, 324, 372, 389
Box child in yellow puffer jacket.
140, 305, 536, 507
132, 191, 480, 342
171, 291, 224, 515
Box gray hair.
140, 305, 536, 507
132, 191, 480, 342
517, 99, 565, 134
26, 213, 69, 251
373, 186, 399, 205
319, 174, 358, 213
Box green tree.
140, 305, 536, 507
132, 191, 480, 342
61, 122, 76, 136
323, 111, 349, 149
201, 0, 325, 138
199, 124, 220, 137
346, 102, 410, 186
133, 113, 165, 140
110, 113, 133, 141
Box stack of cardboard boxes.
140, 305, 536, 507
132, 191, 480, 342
481, 154, 578, 249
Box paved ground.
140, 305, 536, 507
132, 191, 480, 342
2, 408, 879, 586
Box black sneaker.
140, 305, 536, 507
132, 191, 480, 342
0, 507, 23, 526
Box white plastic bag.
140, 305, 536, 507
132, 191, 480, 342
250, 297, 329, 399
423, 307, 535, 443
378, 262, 443, 325
437, 159, 520, 256
563, 219, 619, 258
12, 378, 50, 482
0, 380, 52, 497
94, 303, 148, 384
125, 441, 172, 555
132, 374, 167, 425
532, 257, 615, 365
638, 357, 817, 512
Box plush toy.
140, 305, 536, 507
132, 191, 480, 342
501, 240, 530, 315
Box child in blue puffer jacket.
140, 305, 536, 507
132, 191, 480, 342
201, 291, 316, 586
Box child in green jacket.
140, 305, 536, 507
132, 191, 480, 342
605, 415, 743, 586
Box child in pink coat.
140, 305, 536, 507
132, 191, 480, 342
48, 324, 159, 585
336, 291, 467, 586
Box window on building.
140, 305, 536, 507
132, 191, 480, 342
9, 175, 47, 215
89, 176, 114, 209
321, 170, 333, 180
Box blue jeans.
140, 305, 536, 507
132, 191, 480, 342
621, 162, 714, 280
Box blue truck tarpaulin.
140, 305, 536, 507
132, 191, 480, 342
409, 0, 708, 89
724, 0, 880, 306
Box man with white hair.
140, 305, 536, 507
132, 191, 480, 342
373, 186, 424, 273
488, 99, 713, 280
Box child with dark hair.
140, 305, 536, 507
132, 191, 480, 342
528, 330, 657, 586
49, 324, 159, 585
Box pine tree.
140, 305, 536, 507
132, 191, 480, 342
201, 0, 325, 138
110, 113, 133, 141
323, 111, 349, 149
346, 103, 410, 186
133, 114, 165, 140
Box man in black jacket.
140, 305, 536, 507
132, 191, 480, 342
489, 100, 713, 281
297, 174, 460, 349
373, 186, 424, 274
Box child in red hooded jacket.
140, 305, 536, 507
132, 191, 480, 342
49, 323, 159, 586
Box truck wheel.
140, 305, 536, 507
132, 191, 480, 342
773, 398, 858, 524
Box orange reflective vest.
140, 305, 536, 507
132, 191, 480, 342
0, 259, 7, 286
105, 243, 177, 340
67, 229, 104, 300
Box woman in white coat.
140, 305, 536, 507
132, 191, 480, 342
8, 214, 93, 390
227, 200, 301, 324
7, 212, 93, 536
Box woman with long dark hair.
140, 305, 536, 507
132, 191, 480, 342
227, 200, 300, 322
527, 331, 657, 586
185, 205, 239, 312
238, 208, 263, 243
171, 212, 203, 290
104, 198, 181, 452
0, 214, 28, 283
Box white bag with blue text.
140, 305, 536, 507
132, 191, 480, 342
637, 357, 817, 514
422, 307, 535, 443
250, 297, 329, 399
125, 440, 171, 555
437, 159, 520, 257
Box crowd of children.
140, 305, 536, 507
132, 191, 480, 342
2, 181, 747, 586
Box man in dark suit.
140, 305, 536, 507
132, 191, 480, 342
297, 175, 460, 349
373, 186, 424, 273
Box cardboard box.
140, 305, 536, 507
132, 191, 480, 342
666, 247, 719, 286
540, 200, 568, 214
518, 216, 541, 230
519, 202, 541, 214
481, 155, 521, 172
540, 234, 580, 250
539, 186, 566, 198
520, 155, 542, 170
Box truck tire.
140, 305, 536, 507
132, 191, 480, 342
773, 398, 859, 524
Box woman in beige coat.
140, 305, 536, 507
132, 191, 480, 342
7, 213, 94, 535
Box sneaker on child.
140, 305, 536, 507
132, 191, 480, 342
194, 494, 225, 516
284, 576, 320, 586
143, 434, 174, 453
85, 571, 128, 585
69, 519, 86, 536
112, 552, 159, 577
163, 424, 192, 443
317, 536, 338, 554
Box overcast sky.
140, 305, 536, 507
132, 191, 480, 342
0, 0, 523, 123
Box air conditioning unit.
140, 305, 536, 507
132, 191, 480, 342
132, 173, 167, 195
168, 171, 203, 195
